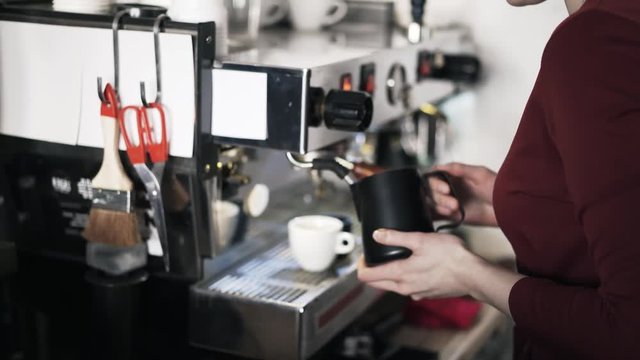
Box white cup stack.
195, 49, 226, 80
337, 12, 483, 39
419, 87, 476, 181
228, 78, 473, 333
168, 0, 229, 56
53, 0, 114, 13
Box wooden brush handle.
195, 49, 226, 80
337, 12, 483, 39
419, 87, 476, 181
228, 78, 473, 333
92, 115, 134, 191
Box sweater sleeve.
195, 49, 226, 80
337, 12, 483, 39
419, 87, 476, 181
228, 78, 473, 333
508, 11, 640, 359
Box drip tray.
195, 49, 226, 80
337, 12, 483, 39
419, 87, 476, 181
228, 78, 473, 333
208, 243, 340, 305
189, 235, 380, 360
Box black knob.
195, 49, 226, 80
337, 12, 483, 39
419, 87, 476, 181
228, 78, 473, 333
307, 87, 325, 127
426, 53, 482, 84
323, 90, 373, 132
442, 54, 482, 84
411, 0, 426, 23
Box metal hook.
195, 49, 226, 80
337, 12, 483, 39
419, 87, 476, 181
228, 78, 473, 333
112, 8, 131, 98
141, 14, 170, 107
97, 9, 130, 104
97, 77, 108, 104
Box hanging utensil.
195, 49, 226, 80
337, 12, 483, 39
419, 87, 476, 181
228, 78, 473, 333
118, 13, 172, 272
119, 104, 170, 271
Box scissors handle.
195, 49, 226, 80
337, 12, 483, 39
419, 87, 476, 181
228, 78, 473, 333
119, 105, 147, 165
141, 103, 169, 163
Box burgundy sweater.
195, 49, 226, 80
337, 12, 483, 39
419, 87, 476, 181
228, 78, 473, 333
493, 0, 640, 359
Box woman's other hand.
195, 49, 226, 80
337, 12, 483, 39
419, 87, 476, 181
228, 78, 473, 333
429, 163, 498, 227
357, 229, 477, 300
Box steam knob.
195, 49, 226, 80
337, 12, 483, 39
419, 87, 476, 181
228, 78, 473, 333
411, 0, 426, 23
323, 90, 373, 132
408, 0, 426, 43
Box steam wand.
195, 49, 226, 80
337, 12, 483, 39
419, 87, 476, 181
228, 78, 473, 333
286, 152, 384, 186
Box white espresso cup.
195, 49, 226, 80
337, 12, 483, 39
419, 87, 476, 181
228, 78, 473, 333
288, 215, 355, 272
213, 200, 241, 250
168, 0, 229, 55
288, 0, 348, 31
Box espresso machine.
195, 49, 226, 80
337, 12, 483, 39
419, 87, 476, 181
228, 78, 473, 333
0, 1, 480, 359
190, 2, 481, 360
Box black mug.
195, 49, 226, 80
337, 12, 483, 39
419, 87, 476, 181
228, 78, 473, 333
351, 169, 465, 266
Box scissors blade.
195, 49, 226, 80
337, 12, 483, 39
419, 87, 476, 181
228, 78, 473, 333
134, 164, 170, 272
151, 162, 166, 187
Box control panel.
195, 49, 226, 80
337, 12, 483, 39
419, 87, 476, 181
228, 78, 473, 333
214, 28, 481, 153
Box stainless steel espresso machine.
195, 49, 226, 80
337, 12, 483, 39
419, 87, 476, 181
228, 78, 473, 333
0, 1, 480, 359
190, 3, 481, 359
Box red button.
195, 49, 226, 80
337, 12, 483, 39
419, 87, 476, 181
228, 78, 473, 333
365, 73, 375, 94
420, 57, 432, 77
359, 63, 376, 94
340, 74, 353, 91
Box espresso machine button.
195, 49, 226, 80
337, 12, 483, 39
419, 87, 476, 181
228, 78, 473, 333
417, 50, 482, 84
359, 63, 376, 94
386, 63, 409, 107
323, 90, 373, 132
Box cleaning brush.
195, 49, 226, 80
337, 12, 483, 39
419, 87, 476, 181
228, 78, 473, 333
83, 82, 141, 247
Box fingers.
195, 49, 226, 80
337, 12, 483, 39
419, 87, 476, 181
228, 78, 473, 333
373, 229, 424, 252
432, 162, 479, 180
364, 279, 425, 297
366, 280, 399, 293
435, 204, 457, 217
432, 192, 460, 212
358, 255, 407, 282
428, 177, 450, 194
429, 176, 460, 218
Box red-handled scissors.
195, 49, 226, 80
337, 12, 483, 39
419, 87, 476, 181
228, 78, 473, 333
118, 103, 170, 271
120, 104, 168, 166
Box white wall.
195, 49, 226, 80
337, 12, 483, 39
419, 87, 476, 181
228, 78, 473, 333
430, 0, 567, 170
426, 0, 568, 259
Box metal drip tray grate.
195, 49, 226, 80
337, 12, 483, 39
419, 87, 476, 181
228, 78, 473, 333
191, 231, 378, 360
272, 268, 329, 286
207, 242, 337, 306
210, 274, 309, 303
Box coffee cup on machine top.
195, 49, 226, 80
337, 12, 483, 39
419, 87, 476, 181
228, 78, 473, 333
286, 154, 465, 266
287, 0, 348, 31
260, 0, 288, 27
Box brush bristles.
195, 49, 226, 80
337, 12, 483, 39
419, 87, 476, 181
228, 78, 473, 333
83, 208, 141, 247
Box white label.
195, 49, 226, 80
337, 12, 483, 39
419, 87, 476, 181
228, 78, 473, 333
211, 69, 268, 141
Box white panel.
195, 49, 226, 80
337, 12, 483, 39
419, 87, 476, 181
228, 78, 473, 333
0, 22, 83, 145
211, 69, 268, 141
0, 21, 196, 158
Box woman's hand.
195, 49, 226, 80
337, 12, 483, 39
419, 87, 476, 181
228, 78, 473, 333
357, 229, 526, 318
429, 163, 498, 227
357, 229, 477, 300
